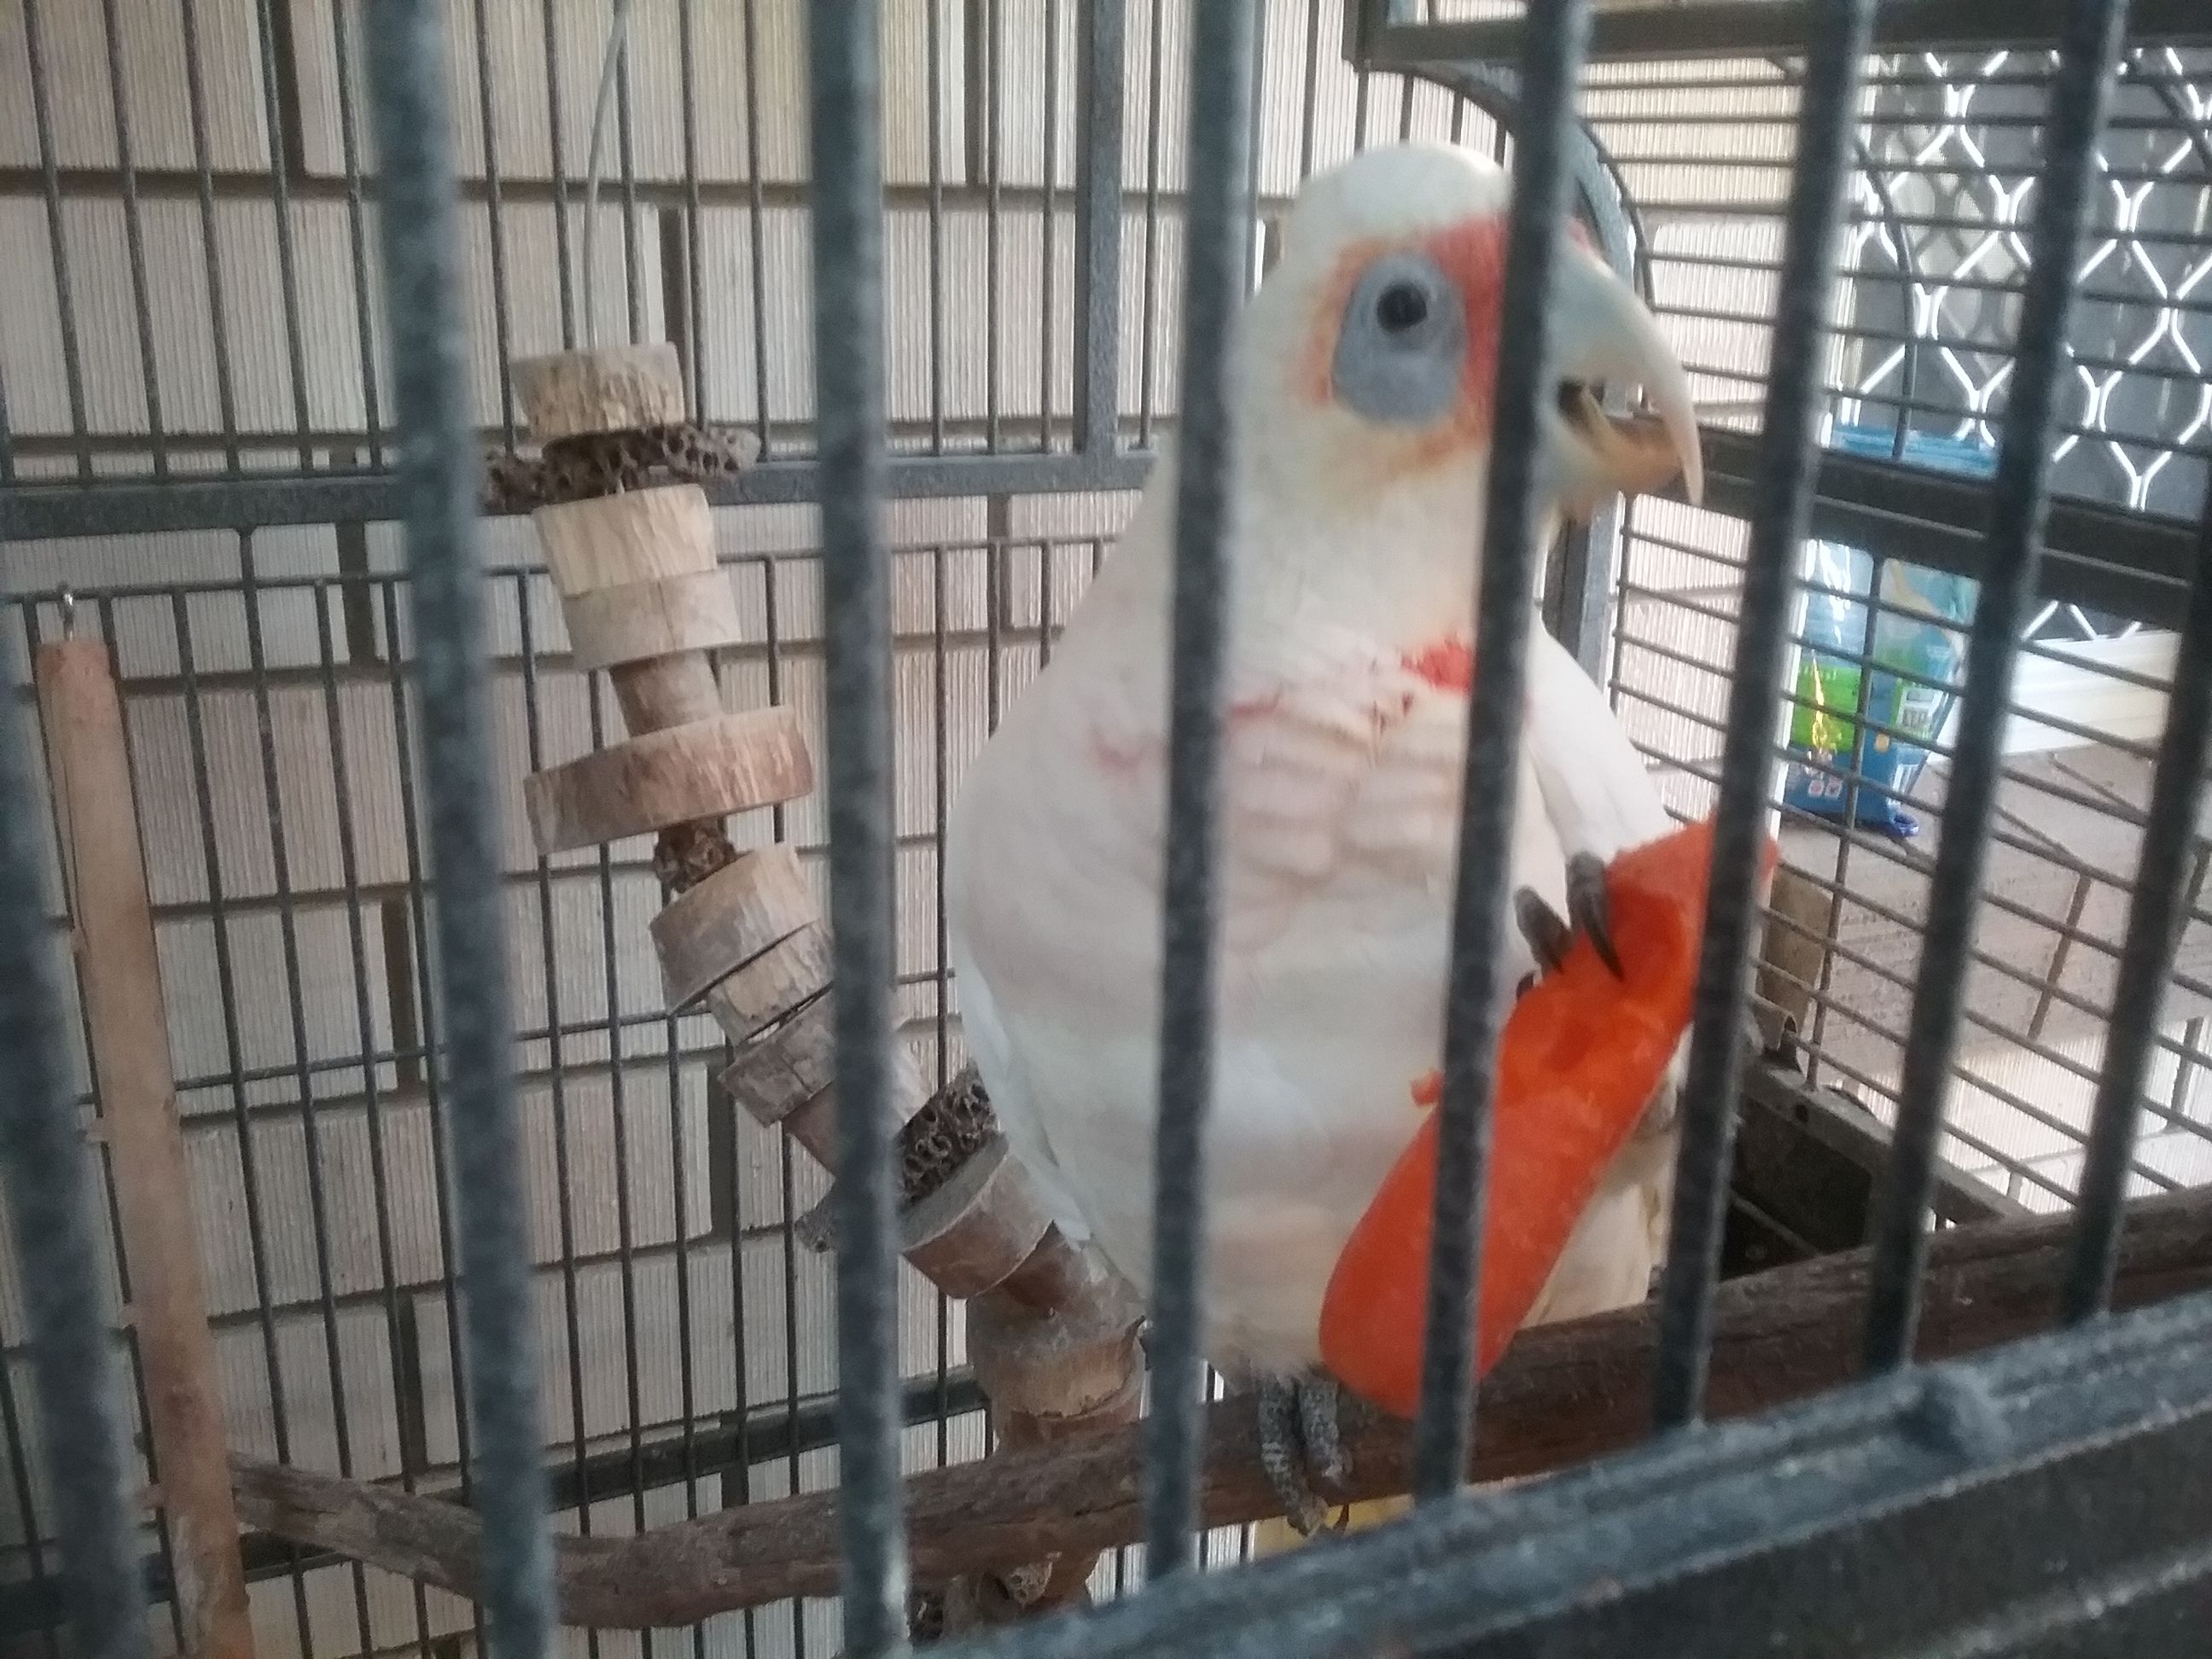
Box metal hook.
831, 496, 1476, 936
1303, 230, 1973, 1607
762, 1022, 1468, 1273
59, 585, 78, 642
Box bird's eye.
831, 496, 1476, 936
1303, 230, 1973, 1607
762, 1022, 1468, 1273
1376, 282, 1429, 334
1330, 251, 1465, 427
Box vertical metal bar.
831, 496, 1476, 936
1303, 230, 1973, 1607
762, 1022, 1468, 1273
1411, 0, 1593, 1502
232, 546, 380, 1654
95, 0, 169, 479
0, 643, 149, 1659
1243, 6, 1269, 288
1296, 0, 1324, 180
539, 0, 581, 349
252, 0, 321, 469
986, 0, 1005, 453
678, 0, 709, 420
312, 587, 440, 1659
926, 0, 949, 455
1862, 0, 2131, 1374
19, 0, 94, 478
376, 585, 488, 1659
326, 0, 387, 466
1039, 0, 1062, 451
741, 0, 774, 457
585, 669, 649, 1540
472, 0, 523, 449
176, 0, 243, 474
1073, 0, 1126, 457
172, 591, 321, 1649
363, 13, 553, 1659
1143, 0, 1255, 1577
2064, 483, 2212, 1318
1649, 0, 1877, 1431
613, 23, 646, 346
0, 1275, 61, 1659
1134, 0, 1167, 449
511, 573, 601, 1597
802, 8, 908, 1651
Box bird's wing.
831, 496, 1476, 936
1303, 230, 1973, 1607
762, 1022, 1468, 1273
948, 626, 1593, 1344
1523, 626, 1674, 859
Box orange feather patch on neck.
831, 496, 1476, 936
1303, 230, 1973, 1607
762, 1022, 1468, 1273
1402, 637, 1474, 693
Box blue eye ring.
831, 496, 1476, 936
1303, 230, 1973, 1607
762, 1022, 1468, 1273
1329, 251, 1465, 427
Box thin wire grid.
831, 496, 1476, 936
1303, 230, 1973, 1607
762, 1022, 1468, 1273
1608, 531, 2212, 1212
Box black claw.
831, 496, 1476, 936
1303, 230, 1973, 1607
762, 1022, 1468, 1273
1255, 1376, 1350, 1538
1513, 887, 1571, 975
1566, 851, 1623, 978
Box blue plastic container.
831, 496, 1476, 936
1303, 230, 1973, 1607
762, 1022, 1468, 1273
1778, 424, 1990, 839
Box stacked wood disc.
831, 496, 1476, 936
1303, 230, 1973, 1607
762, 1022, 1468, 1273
512, 349, 1143, 1636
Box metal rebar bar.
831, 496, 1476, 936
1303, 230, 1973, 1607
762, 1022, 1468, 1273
1412, 0, 1594, 1503
1650, 0, 1878, 1429
362, 12, 553, 1659
802, 6, 910, 1650
1142, 0, 1259, 1578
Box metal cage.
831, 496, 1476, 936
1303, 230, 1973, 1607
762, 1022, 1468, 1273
3, 1, 2211, 1656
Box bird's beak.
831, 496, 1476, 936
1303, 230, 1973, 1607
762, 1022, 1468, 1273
1542, 247, 1703, 521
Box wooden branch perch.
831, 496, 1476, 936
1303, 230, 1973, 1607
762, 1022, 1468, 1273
231, 1187, 2212, 1630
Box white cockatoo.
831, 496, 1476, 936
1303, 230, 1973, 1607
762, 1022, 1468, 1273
945, 142, 1704, 1528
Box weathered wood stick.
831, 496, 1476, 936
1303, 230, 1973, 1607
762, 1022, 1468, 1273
37, 638, 258, 1659
230, 1185, 2212, 1630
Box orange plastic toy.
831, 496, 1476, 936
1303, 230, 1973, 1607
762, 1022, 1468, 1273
1318, 814, 1773, 1419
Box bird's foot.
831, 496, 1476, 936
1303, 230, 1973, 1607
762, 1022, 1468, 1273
1256, 1373, 1353, 1538
1513, 848, 1622, 995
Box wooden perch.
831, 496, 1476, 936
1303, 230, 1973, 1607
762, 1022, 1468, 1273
39, 639, 258, 1659
230, 1185, 2212, 1630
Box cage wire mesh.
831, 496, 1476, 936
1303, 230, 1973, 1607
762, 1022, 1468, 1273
0, 2, 2208, 1657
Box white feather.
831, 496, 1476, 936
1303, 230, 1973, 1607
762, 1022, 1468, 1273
945, 142, 1697, 1378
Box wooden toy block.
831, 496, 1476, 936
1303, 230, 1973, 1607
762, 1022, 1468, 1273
701, 923, 833, 1044
533, 484, 716, 601
523, 707, 812, 855
515, 343, 686, 442
565, 568, 748, 673
898, 1135, 1057, 1300
649, 843, 815, 1009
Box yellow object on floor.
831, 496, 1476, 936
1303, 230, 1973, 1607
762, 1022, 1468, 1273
1252, 1493, 1413, 1556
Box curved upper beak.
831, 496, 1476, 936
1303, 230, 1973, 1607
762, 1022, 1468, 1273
1542, 247, 1703, 518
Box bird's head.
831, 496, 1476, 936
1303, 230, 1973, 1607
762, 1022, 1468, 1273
1235, 141, 1700, 542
